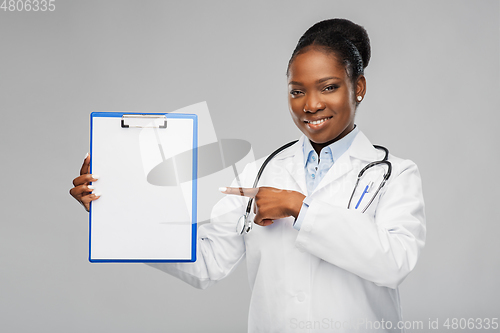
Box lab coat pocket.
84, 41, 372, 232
348, 166, 385, 217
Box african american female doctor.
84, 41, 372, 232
70, 19, 426, 332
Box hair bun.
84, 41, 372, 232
303, 18, 371, 68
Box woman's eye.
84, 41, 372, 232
290, 90, 303, 97
323, 85, 338, 92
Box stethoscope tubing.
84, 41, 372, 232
245, 140, 299, 212
347, 145, 392, 212
238, 140, 299, 234
237, 141, 392, 234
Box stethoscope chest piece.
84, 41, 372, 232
236, 214, 252, 235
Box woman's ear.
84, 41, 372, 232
356, 75, 367, 100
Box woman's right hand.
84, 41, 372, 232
69, 153, 100, 212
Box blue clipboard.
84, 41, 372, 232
89, 112, 197, 263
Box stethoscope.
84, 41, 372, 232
236, 141, 392, 235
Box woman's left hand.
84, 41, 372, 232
221, 187, 306, 226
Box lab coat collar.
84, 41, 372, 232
273, 135, 306, 161
274, 130, 379, 162
272, 131, 381, 195
348, 131, 381, 162
313, 131, 381, 193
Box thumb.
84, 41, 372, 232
80, 152, 90, 176
253, 210, 274, 227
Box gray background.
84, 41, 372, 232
1, 0, 499, 332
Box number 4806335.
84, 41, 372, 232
1, 0, 56, 11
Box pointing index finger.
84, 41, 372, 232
220, 187, 259, 198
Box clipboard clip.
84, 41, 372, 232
121, 114, 167, 128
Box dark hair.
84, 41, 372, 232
287, 18, 371, 82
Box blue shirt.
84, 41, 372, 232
294, 126, 359, 230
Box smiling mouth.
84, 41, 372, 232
304, 116, 333, 125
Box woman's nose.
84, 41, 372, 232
303, 93, 325, 113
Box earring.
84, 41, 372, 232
357, 96, 363, 102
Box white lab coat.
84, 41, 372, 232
150, 131, 426, 333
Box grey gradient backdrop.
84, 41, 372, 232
1, 1, 499, 332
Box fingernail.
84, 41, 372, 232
219, 187, 227, 192
94, 192, 102, 197
87, 185, 95, 190
84, 152, 89, 160
92, 174, 100, 180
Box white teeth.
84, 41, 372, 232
308, 118, 328, 125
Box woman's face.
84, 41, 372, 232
288, 48, 365, 152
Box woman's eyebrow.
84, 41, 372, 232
288, 77, 341, 86
317, 76, 341, 83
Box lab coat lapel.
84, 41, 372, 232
313, 151, 352, 194
274, 136, 308, 195
312, 131, 379, 194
